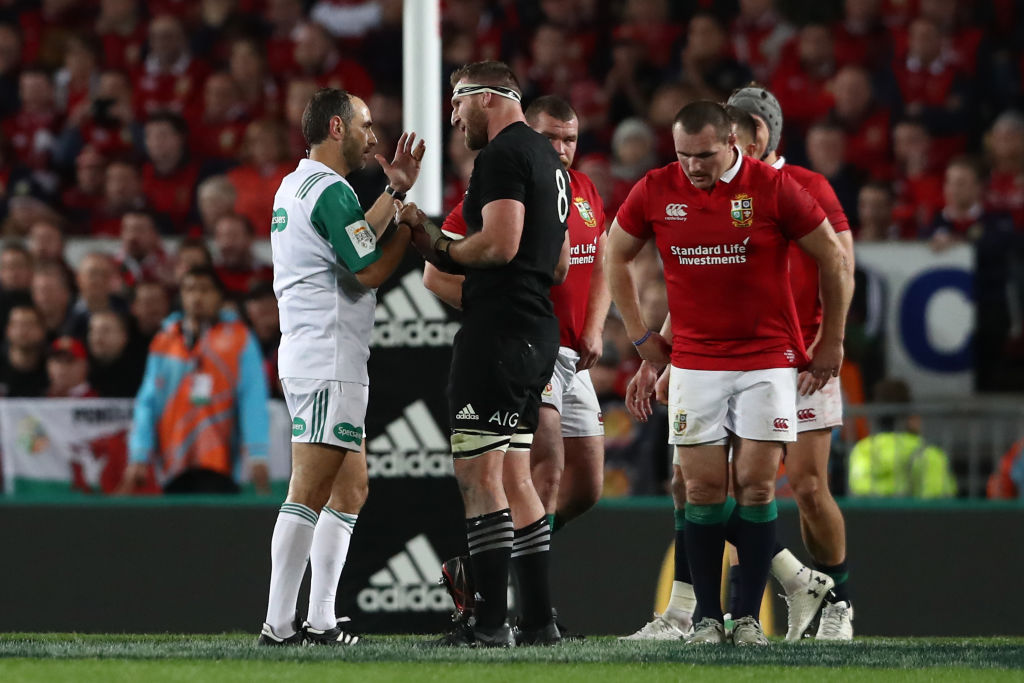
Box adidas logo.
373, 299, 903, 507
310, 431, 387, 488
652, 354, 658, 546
373, 270, 460, 348
357, 534, 453, 612
366, 400, 453, 478
456, 404, 479, 421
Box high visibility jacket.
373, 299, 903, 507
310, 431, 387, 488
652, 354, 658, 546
848, 432, 957, 498
129, 310, 268, 481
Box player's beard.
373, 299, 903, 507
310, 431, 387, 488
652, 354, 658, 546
462, 107, 488, 151
341, 134, 366, 171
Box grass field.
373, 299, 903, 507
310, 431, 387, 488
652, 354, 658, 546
2, 634, 1023, 682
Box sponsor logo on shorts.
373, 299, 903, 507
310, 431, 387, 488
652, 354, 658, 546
673, 409, 687, 436
542, 382, 554, 399
373, 271, 460, 348
292, 417, 306, 436
333, 422, 364, 444
456, 404, 479, 421
597, 412, 604, 424
773, 417, 790, 431
366, 400, 454, 478
488, 411, 519, 428
797, 409, 817, 422
665, 203, 688, 221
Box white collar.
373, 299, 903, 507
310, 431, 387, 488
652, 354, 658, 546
719, 146, 744, 183
772, 156, 786, 170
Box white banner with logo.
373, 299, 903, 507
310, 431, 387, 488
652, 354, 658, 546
855, 243, 974, 398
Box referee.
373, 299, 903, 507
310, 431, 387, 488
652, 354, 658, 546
402, 61, 570, 647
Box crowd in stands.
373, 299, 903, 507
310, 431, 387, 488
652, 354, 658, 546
0, 0, 1022, 494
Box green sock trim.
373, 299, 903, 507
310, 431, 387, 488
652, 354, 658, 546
737, 501, 778, 523
723, 496, 737, 520
546, 513, 555, 529
684, 502, 729, 525
828, 571, 850, 586
673, 508, 686, 531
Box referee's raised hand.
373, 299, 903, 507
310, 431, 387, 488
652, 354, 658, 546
377, 131, 426, 193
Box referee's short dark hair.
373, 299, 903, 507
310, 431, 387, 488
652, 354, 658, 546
302, 87, 354, 147
449, 60, 521, 96
725, 105, 756, 145
525, 95, 577, 125
674, 101, 732, 143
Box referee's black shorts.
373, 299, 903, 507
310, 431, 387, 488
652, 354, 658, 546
448, 323, 559, 443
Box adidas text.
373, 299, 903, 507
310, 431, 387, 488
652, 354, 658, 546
366, 451, 454, 478
357, 584, 452, 612
372, 319, 460, 348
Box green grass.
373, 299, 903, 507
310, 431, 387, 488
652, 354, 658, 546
1, 634, 1022, 682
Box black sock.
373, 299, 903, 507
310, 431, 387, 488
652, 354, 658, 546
816, 559, 851, 604
511, 516, 553, 629
733, 502, 778, 619
466, 509, 514, 629
684, 503, 729, 623
672, 508, 692, 584
727, 564, 742, 617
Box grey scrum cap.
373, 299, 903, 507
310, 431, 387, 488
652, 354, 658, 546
727, 86, 783, 156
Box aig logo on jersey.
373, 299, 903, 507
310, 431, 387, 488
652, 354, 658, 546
731, 194, 754, 228
574, 196, 598, 227
665, 203, 688, 221
373, 270, 460, 348
365, 400, 454, 478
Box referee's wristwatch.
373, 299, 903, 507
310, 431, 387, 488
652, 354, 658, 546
384, 184, 407, 201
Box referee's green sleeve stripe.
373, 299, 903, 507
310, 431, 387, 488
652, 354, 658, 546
310, 182, 382, 272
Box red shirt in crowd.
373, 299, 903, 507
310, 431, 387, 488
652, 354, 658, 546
3, 109, 61, 170
615, 151, 824, 371
132, 55, 210, 119
441, 167, 606, 352
100, 24, 147, 72
838, 107, 891, 179
774, 158, 851, 348
227, 163, 292, 236
986, 170, 1024, 229
141, 161, 199, 233
770, 48, 835, 133
215, 262, 274, 297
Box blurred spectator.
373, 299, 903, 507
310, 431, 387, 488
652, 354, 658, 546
141, 112, 199, 233
771, 23, 837, 140
615, 0, 682, 69
912, 0, 983, 74
517, 23, 578, 103
226, 119, 291, 236
926, 157, 1000, 244
442, 0, 506, 64
56, 69, 140, 171
987, 437, 1024, 499
95, 0, 147, 72
122, 265, 269, 494
59, 146, 106, 234
31, 262, 72, 340
26, 219, 74, 286
828, 64, 891, 178
674, 12, 751, 102
848, 378, 957, 498
608, 117, 657, 217
576, 153, 614, 223
890, 117, 944, 236
227, 37, 281, 122
130, 280, 171, 347
311, 0, 385, 39
190, 0, 262, 64
191, 174, 237, 237
0, 241, 32, 329
46, 335, 96, 397
442, 128, 478, 214
66, 252, 128, 340
5, 67, 61, 173
212, 213, 273, 298
116, 209, 173, 290
284, 77, 318, 159
54, 34, 100, 120
731, 0, 795, 83
87, 309, 146, 398
603, 36, 660, 124
189, 71, 249, 167
291, 21, 374, 100
855, 181, 900, 241
0, 22, 22, 120
172, 237, 214, 285
984, 110, 1024, 227
647, 83, 696, 163
805, 120, 861, 221
93, 158, 147, 236
132, 14, 209, 119
0, 304, 48, 397
832, 0, 892, 71
2, 176, 61, 238
243, 282, 282, 399
264, 0, 305, 76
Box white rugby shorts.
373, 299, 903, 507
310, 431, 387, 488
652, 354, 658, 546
282, 378, 369, 450
796, 374, 843, 433
540, 346, 604, 438
667, 366, 797, 445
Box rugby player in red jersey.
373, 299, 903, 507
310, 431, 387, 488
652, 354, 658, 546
423, 95, 609, 638
607, 101, 852, 646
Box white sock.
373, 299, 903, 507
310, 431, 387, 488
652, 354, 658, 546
306, 507, 358, 630
265, 502, 318, 636
665, 580, 696, 622
771, 548, 808, 594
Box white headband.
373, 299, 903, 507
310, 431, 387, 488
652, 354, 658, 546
452, 83, 522, 104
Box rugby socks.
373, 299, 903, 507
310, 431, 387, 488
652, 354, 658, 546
306, 507, 358, 631
511, 516, 553, 629
265, 502, 318, 636
666, 508, 696, 621
816, 559, 851, 604
727, 564, 742, 617
684, 502, 730, 622
733, 502, 778, 618
467, 509, 515, 630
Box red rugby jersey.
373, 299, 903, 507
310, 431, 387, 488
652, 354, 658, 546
616, 152, 824, 371
441, 168, 605, 351
775, 159, 851, 348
